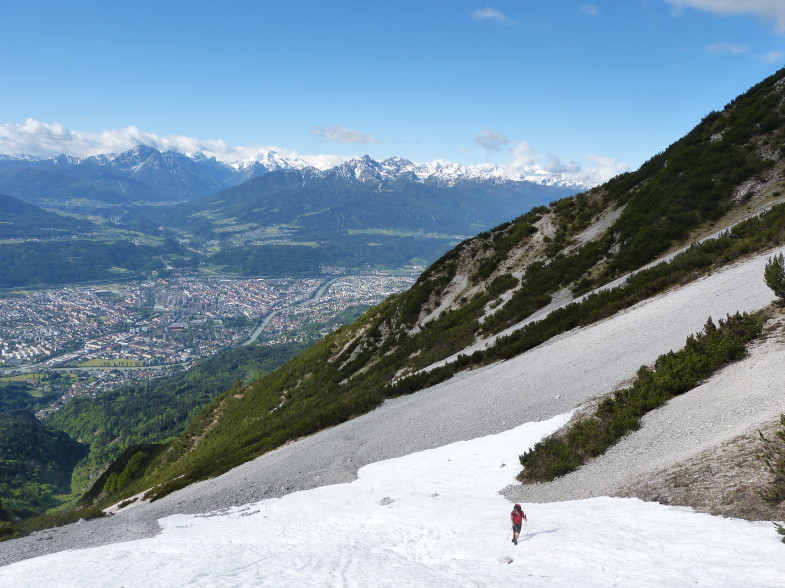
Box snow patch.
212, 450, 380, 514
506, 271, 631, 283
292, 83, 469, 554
3, 414, 784, 587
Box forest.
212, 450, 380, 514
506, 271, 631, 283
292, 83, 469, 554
0, 343, 306, 521
0, 193, 96, 239
0, 239, 192, 288
0, 385, 87, 519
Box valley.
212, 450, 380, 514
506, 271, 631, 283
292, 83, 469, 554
1, 234, 782, 582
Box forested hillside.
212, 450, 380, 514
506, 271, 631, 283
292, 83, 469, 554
0, 386, 87, 519
0, 239, 182, 288
48, 343, 307, 472
0, 193, 96, 239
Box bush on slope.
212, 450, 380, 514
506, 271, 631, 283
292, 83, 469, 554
519, 312, 765, 481
757, 413, 785, 505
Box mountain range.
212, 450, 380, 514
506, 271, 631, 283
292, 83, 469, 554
0, 146, 581, 207
0, 148, 577, 286
151, 155, 574, 252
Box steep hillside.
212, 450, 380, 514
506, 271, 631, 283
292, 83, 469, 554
0, 193, 96, 239
505, 307, 785, 522
0, 386, 88, 519
82, 67, 785, 505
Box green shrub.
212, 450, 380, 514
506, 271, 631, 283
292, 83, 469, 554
774, 522, 785, 544
486, 274, 519, 297
764, 254, 785, 302
519, 312, 764, 482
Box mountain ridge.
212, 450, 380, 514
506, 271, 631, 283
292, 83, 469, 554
0, 147, 585, 206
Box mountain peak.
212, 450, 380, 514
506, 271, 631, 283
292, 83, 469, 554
333, 155, 386, 182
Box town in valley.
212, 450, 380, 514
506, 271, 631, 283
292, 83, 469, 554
0, 268, 420, 414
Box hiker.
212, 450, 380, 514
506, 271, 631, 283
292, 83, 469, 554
510, 503, 527, 545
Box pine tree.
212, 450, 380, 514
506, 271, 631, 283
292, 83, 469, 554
764, 253, 785, 302
774, 522, 785, 544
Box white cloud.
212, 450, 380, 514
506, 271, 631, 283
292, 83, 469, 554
583, 154, 631, 183
507, 140, 628, 187
0, 118, 240, 159
666, 0, 785, 32
580, 4, 601, 17
509, 140, 539, 168
298, 153, 351, 169
0, 118, 346, 168
311, 124, 380, 144
471, 7, 514, 25
706, 41, 749, 54
475, 128, 510, 152
757, 49, 784, 62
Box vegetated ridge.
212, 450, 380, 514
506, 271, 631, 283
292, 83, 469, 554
83, 66, 785, 511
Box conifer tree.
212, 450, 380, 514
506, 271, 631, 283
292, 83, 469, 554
775, 522, 785, 544
764, 253, 785, 302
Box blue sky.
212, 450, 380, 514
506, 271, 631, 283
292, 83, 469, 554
1, 1, 784, 184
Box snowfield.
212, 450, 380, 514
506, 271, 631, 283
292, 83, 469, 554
1, 248, 785, 585
2, 415, 784, 587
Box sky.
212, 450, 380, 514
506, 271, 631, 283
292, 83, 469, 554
1, 0, 785, 185
1, 415, 783, 586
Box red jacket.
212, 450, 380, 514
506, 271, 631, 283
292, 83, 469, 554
511, 509, 525, 525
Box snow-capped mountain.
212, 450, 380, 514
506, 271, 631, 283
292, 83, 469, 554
325, 154, 585, 189
0, 145, 586, 206
230, 149, 312, 180
0, 146, 309, 202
